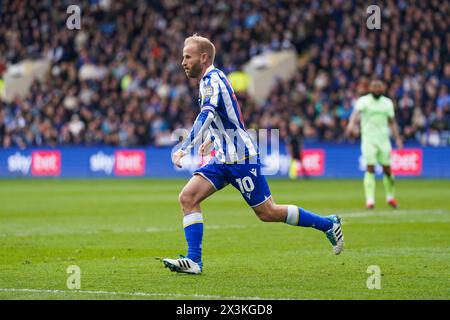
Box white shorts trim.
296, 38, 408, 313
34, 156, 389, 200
250, 195, 272, 208
193, 172, 218, 190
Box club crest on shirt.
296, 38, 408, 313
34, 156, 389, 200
203, 85, 214, 98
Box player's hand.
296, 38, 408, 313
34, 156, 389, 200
396, 137, 403, 150
199, 140, 213, 156
172, 150, 186, 168
344, 127, 353, 138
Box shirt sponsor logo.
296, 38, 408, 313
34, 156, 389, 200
203, 84, 214, 98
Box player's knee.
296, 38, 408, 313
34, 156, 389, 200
178, 190, 196, 209
367, 165, 375, 173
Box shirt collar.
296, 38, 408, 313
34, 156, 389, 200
202, 64, 215, 80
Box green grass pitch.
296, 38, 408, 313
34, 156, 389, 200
0, 178, 449, 300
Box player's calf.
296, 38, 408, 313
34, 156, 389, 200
382, 168, 398, 209
364, 169, 376, 209
254, 200, 344, 254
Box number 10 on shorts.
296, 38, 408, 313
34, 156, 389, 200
236, 176, 255, 193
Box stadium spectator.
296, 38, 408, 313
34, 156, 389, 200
0, 0, 448, 148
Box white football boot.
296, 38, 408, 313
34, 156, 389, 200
325, 215, 344, 255
160, 255, 202, 275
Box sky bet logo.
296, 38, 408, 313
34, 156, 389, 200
114, 150, 146, 176
31, 151, 61, 176
7, 151, 61, 176
89, 152, 115, 175
7, 152, 32, 175
359, 149, 423, 176
89, 150, 146, 176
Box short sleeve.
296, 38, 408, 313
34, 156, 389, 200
387, 98, 395, 118
355, 97, 365, 112
200, 74, 220, 111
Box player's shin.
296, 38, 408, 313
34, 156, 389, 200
183, 212, 204, 263
364, 172, 376, 205
285, 205, 333, 232
289, 159, 298, 180
383, 174, 395, 201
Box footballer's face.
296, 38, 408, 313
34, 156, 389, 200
370, 80, 385, 99
182, 43, 204, 79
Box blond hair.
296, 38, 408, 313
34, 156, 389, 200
184, 34, 215, 63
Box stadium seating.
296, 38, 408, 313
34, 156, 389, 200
0, 0, 448, 148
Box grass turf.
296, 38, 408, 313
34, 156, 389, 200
0, 178, 449, 300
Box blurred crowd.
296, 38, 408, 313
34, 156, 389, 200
0, 0, 449, 148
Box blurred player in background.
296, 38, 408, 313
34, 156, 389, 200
160, 35, 344, 274
346, 79, 403, 209
286, 121, 306, 180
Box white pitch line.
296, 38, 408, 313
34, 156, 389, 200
0, 288, 292, 300
337, 209, 449, 218
0, 224, 257, 237
2, 210, 448, 237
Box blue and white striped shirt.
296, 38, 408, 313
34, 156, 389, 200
181, 65, 258, 163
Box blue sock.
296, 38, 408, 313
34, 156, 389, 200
285, 205, 333, 232
183, 212, 203, 263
